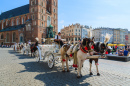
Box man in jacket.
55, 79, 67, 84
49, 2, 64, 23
54, 32, 64, 47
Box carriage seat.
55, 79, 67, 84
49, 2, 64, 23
52, 42, 60, 53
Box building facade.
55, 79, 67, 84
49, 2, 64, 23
0, 0, 58, 45
81, 25, 91, 39
113, 29, 120, 44
128, 31, 130, 45
61, 23, 82, 44
93, 27, 113, 43
61, 24, 91, 44
93, 27, 128, 44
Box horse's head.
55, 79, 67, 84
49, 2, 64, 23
100, 43, 107, 54
82, 38, 91, 46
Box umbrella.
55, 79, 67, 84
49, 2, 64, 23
113, 44, 117, 46
108, 44, 113, 46
118, 44, 125, 46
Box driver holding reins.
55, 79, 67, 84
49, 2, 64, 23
54, 32, 64, 47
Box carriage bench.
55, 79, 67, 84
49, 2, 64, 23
107, 55, 130, 62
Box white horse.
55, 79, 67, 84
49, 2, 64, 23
25, 44, 31, 55
22, 43, 27, 54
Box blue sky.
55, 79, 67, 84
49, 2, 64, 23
0, 0, 130, 31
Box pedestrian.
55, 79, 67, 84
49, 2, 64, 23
118, 49, 123, 56
28, 40, 31, 45
124, 48, 129, 56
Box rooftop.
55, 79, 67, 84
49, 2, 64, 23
0, 4, 29, 20
0, 24, 25, 32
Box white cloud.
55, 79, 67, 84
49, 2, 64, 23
62, 25, 65, 28
59, 20, 64, 24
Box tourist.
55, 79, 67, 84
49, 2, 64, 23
118, 49, 124, 56
124, 48, 129, 56
28, 40, 31, 45
107, 47, 111, 54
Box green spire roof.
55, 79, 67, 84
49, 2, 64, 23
49, 24, 53, 28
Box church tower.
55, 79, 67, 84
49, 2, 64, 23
29, 0, 58, 43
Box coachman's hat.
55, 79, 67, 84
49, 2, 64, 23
58, 32, 61, 34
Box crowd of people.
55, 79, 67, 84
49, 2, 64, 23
0, 45, 12, 48
106, 45, 130, 56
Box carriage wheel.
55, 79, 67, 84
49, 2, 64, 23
48, 53, 54, 69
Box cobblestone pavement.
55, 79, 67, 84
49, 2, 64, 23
0, 48, 130, 86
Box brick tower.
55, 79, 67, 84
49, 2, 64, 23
29, 0, 58, 43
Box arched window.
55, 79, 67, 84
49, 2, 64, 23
12, 32, 16, 42
17, 19, 19, 25
22, 17, 24, 24
35, 0, 37, 4
6, 33, 9, 42
47, 16, 51, 27
54, 1, 56, 6
12, 20, 14, 26
6, 21, 8, 26
1, 33, 4, 39
42, 15, 43, 20
42, 9, 43, 13
54, 9, 55, 13
42, 22, 43, 27
20, 33, 24, 42
32, 1, 35, 5
41, 2, 43, 6
2, 22, 3, 29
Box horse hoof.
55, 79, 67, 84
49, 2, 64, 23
81, 74, 82, 77
67, 70, 70, 72
75, 68, 77, 70
90, 72, 93, 75
62, 70, 65, 72
77, 76, 80, 78
97, 73, 100, 76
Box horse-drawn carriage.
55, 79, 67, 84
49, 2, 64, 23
12, 27, 112, 78
35, 38, 65, 69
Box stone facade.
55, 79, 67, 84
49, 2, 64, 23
93, 27, 128, 44
113, 29, 120, 44
128, 31, 130, 45
61, 23, 81, 44
0, 0, 58, 45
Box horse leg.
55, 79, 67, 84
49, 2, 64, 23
95, 59, 100, 76
77, 58, 81, 78
66, 57, 70, 72
31, 51, 32, 57
61, 55, 65, 72
89, 59, 93, 75
80, 60, 84, 77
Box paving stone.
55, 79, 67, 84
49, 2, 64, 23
0, 48, 130, 86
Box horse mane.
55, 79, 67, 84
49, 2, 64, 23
87, 29, 92, 38
94, 42, 100, 52
82, 38, 91, 50
103, 33, 113, 44
82, 38, 87, 46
